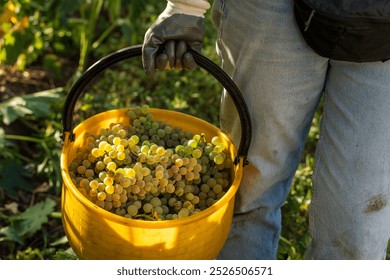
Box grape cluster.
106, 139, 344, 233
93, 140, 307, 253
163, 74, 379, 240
68, 105, 232, 220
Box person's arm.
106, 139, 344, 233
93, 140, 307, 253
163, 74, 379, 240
142, 0, 210, 75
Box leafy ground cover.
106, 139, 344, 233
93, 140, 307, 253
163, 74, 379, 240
1, 0, 389, 260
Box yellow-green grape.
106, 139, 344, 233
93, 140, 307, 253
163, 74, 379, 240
166, 183, 175, 193
91, 148, 102, 158
183, 201, 194, 211
114, 184, 124, 194
112, 200, 122, 208
118, 129, 127, 138
192, 148, 202, 159
95, 161, 105, 171
185, 171, 194, 181
127, 205, 138, 217
98, 141, 108, 151
89, 180, 99, 190
106, 161, 117, 171
97, 191, 107, 201
175, 158, 184, 167
186, 193, 194, 201
179, 167, 187, 176
141, 104, 150, 115
178, 208, 190, 219
105, 201, 113, 211
120, 177, 131, 188
89, 188, 98, 197
156, 146, 165, 156
108, 150, 117, 159
105, 184, 115, 195
112, 137, 121, 146
105, 144, 113, 153
99, 128, 108, 136
213, 184, 223, 194
213, 143, 226, 153
211, 136, 223, 146
141, 167, 151, 177
103, 177, 113, 186
79, 178, 90, 188
150, 197, 162, 207
77, 165, 86, 175
125, 168, 136, 178
112, 193, 120, 202
84, 169, 94, 178
187, 139, 198, 148
103, 156, 111, 165
133, 200, 142, 209
143, 203, 153, 213
214, 153, 225, 165
191, 195, 200, 204
95, 200, 105, 208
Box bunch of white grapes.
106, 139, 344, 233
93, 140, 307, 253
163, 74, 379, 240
68, 105, 233, 220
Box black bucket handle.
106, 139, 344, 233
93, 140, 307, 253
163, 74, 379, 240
62, 45, 252, 165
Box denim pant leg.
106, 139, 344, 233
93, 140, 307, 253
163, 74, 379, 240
211, 0, 328, 259
305, 60, 390, 259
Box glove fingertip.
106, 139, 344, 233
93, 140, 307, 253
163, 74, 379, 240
183, 53, 197, 70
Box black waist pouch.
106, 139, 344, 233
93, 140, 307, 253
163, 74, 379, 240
294, 0, 390, 62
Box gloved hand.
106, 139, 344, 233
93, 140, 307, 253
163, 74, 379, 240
142, 1, 210, 75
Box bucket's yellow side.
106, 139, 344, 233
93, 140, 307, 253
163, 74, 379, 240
61, 108, 243, 260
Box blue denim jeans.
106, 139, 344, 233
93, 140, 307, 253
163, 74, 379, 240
212, 0, 390, 259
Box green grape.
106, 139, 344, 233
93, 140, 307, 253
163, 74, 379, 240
95, 200, 105, 208
178, 208, 190, 219
179, 167, 187, 176
113, 137, 121, 146
114, 185, 124, 194
183, 201, 194, 210
164, 125, 173, 135
192, 148, 203, 159
106, 161, 117, 171
214, 153, 225, 165
89, 180, 99, 189
185, 171, 195, 181
104, 177, 114, 186
79, 178, 90, 188
77, 165, 86, 175
97, 191, 107, 201
156, 146, 165, 156
105, 185, 115, 195
213, 184, 223, 194
191, 195, 200, 204
85, 169, 94, 178
187, 139, 198, 148
141, 104, 150, 115
133, 200, 142, 209
117, 152, 126, 161
143, 203, 153, 213
112, 193, 120, 202
139, 116, 147, 124
166, 183, 175, 193
127, 205, 138, 217
186, 193, 194, 201
211, 136, 223, 146
91, 148, 102, 158
213, 144, 226, 153
146, 113, 154, 121
154, 206, 163, 216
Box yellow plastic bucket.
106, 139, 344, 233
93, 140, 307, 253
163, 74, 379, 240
60, 45, 252, 260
